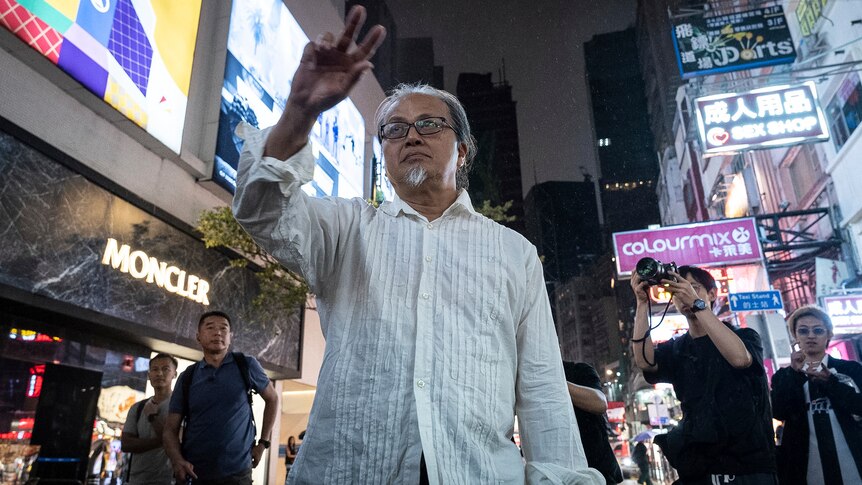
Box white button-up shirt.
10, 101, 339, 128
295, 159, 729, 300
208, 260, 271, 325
233, 126, 602, 485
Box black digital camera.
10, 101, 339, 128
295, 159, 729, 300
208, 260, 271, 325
635, 257, 677, 286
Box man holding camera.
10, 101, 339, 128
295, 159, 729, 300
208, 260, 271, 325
630, 264, 776, 484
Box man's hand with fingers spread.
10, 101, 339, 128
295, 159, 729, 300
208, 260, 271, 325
265, 5, 386, 160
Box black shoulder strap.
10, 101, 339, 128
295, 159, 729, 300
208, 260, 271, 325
232, 352, 258, 433
233, 351, 256, 404
181, 363, 197, 428
124, 397, 150, 481
133, 397, 149, 424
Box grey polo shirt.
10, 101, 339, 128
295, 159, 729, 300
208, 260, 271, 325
169, 353, 269, 480
123, 398, 173, 484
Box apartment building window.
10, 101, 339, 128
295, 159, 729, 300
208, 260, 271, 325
828, 72, 862, 152
787, 144, 824, 204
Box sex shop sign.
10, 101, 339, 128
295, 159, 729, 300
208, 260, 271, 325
695, 81, 830, 154
613, 218, 764, 278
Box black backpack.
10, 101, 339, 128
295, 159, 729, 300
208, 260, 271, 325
180, 352, 257, 439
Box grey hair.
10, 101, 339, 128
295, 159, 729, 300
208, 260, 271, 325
374, 83, 478, 190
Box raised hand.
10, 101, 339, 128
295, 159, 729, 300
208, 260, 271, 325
661, 270, 699, 309
266, 6, 385, 160
630, 270, 650, 304
789, 345, 805, 372
288, 5, 386, 116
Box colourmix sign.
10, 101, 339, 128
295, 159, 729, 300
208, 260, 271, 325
613, 218, 763, 277
672, 6, 796, 78
695, 82, 830, 154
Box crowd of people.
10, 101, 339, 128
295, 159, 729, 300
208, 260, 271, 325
112, 6, 861, 484
630, 266, 862, 485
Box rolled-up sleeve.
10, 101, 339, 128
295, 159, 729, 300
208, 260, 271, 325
231, 124, 356, 294
515, 248, 604, 485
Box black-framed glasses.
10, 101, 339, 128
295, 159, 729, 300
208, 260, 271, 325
797, 327, 827, 336
379, 117, 453, 139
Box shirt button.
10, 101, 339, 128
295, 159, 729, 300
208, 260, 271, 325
425, 256, 432, 262
422, 292, 430, 300
417, 379, 425, 388
426, 223, 433, 229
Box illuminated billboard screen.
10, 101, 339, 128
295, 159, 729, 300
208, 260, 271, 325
823, 295, 862, 335
213, 0, 365, 198
372, 136, 396, 202
0, 0, 202, 154
672, 6, 796, 79
695, 81, 829, 154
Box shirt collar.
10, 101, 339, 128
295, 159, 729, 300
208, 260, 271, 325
201, 352, 234, 369
380, 189, 477, 220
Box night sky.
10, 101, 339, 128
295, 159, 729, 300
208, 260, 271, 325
385, 0, 638, 196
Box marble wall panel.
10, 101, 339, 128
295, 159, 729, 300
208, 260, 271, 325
0, 129, 301, 377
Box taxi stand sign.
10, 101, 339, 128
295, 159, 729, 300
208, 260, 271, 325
695, 81, 830, 154
729, 290, 784, 312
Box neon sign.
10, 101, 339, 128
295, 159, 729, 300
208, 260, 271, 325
101, 238, 210, 305
823, 295, 862, 334
695, 82, 829, 154
672, 6, 796, 78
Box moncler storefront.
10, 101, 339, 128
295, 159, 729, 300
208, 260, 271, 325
0, 121, 302, 483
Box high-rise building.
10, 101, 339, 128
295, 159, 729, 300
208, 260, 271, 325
346, 0, 398, 92
635, 0, 693, 151
585, 27, 661, 236
457, 72, 525, 233
554, 275, 621, 370
395, 37, 444, 89
524, 181, 602, 287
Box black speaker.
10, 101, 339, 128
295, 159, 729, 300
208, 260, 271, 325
30, 363, 103, 481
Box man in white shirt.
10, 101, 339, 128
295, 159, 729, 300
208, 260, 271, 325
231, 6, 601, 485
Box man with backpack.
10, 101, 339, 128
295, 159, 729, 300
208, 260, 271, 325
163, 311, 279, 484
121, 353, 178, 484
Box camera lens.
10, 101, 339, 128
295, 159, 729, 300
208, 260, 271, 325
636, 257, 659, 279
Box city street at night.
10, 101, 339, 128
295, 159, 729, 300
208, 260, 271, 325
2, 1, 862, 484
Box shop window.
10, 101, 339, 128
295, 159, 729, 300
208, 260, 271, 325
828, 72, 862, 152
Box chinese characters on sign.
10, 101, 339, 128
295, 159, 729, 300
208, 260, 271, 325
613, 218, 763, 277
728, 291, 784, 312
796, 0, 829, 37
823, 295, 862, 334
695, 82, 830, 154
672, 6, 796, 78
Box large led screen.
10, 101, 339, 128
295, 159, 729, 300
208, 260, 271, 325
0, 0, 203, 154
372, 136, 396, 202
213, 0, 365, 198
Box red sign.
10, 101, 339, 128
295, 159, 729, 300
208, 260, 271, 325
607, 402, 626, 423
823, 294, 862, 334
613, 218, 763, 277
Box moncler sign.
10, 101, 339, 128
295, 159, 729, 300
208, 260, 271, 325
101, 238, 210, 305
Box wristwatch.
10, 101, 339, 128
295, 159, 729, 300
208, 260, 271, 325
692, 298, 708, 312
258, 439, 271, 449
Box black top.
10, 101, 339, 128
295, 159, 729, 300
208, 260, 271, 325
771, 356, 862, 485
643, 323, 775, 480
563, 362, 623, 484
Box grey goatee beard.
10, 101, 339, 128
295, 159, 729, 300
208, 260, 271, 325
403, 165, 429, 187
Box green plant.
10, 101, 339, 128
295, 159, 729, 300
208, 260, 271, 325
197, 207, 309, 311
476, 199, 516, 222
